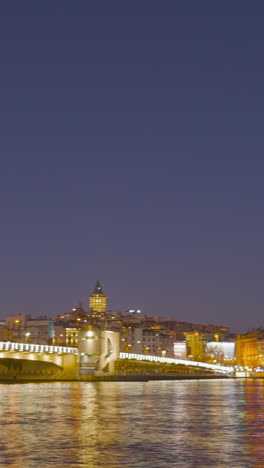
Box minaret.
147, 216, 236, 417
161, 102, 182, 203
89, 280, 107, 316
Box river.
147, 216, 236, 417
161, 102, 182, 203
0, 379, 263, 467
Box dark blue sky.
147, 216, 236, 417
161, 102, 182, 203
1, 2, 264, 331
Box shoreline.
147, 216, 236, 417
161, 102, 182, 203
0, 374, 231, 384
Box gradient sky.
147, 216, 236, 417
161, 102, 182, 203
1, 2, 264, 332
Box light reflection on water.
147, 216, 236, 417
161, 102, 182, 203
0, 379, 263, 467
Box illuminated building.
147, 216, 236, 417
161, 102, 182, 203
89, 280, 107, 316
66, 327, 81, 346
184, 332, 205, 361
236, 331, 264, 368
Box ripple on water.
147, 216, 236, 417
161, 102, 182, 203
0, 379, 263, 467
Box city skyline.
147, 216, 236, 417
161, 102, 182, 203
1, 3, 264, 332
0, 278, 260, 334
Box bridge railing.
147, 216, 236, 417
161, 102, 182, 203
119, 352, 233, 374
0, 342, 78, 355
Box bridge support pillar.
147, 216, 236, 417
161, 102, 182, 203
78, 329, 119, 377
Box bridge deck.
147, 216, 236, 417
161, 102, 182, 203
0, 342, 78, 355
119, 352, 233, 374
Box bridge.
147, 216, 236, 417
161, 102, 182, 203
0, 341, 78, 380
119, 352, 233, 375
0, 337, 233, 380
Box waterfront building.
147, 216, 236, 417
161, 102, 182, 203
5, 315, 54, 344
24, 318, 54, 345
184, 332, 205, 361
236, 330, 264, 368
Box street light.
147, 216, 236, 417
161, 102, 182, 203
25, 332, 30, 343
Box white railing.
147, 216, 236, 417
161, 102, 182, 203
119, 352, 233, 374
0, 341, 78, 355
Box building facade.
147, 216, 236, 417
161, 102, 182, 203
236, 331, 264, 368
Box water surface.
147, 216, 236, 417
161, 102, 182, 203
0, 379, 263, 467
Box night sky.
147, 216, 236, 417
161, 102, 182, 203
1, 2, 264, 332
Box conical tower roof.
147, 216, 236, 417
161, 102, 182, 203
92, 280, 104, 295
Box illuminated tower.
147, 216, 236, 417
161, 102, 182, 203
89, 280, 107, 315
